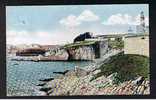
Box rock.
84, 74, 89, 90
90, 75, 108, 88
46, 79, 59, 88
36, 91, 47, 96
81, 74, 93, 83
139, 86, 145, 94
67, 46, 96, 60
107, 72, 119, 85
137, 85, 142, 94
39, 87, 52, 93
145, 81, 150, 87
13, 63, 19, 66
36, 83, 46, 86
16, 48, 46, 56
144, 86, 150, 94
92, 69, 101, 75
64, 70, 77, 76
75, 67, 89, 77
132, 76, 144, 85
41, 66, 150, 96
43, 48, 69, 61
48, 76, 79, 96
53, 70, 69, 75
39, 78, 54, 82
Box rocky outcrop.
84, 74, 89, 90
66, 45, 96, 60
94, 77, 150, 95
38, 72, 149, 96
43, 40, 108, 61
16, 48, 46, 56
10, 36, 108, 61
43, 48, 69, 61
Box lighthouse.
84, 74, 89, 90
140, 11, 145, 33
136, 11, 146, 34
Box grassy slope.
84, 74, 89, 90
63, 41, 97, 48
92, 53, 149, 82
108, 39, 124, 50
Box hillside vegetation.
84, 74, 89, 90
91, 53, 149, 83
64, 40, 97, 48
108, 38, 124, 50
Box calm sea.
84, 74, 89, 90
7, 59, 93, 96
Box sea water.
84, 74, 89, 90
7, 60, 93, 96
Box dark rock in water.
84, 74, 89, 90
39, 87, 52, 92
13, 63, 19, 66
39, 78, 54, 82
36, 83, 46, 86
53, 70, 69, 75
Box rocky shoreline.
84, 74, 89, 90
36, 66, 150, 96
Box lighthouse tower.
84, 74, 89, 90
136, 11, 146, 34
140, 11, 145, 33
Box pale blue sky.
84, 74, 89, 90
6, 4, 149, 45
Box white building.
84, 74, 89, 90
136, 25, 149, 34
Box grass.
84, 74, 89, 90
108, 38, 124, 50
91, 53, 149, 83
63, 40, 97, 48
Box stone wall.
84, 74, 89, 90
99, 40, 109, 57
124, 36, 149, 57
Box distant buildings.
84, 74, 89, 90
127, 11, 149, 34
136, 25, 149, 34
128, 27, 134, 34
94, 34, 126, 41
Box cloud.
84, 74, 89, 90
77, 10, 99, 22
145, 17, 149, 26
102, 13, 149, 26
6, 30, 31, 38
59, 10, 99, 27
6, 30, 80, 45
59, 15, 81, 27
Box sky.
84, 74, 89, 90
6, 4, 149, 45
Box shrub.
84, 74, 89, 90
108, 39, 124, 50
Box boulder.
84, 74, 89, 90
92, 69, 101, 75
132, 76, 144, 85
39, 78, 54, 82
75, 67, 89, 77
53, 70, 69, 75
